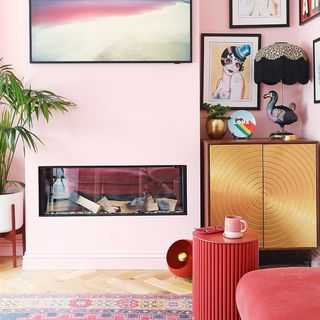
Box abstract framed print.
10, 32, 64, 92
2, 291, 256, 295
201, 33, 261, 110
230, 0, 289, 28
29, 0, 192, 63
313, 37, 320, 103
300, 0, 320, 25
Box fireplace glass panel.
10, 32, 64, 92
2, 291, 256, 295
39, 166, 187, 216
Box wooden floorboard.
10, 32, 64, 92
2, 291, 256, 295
0, 257, 192, 294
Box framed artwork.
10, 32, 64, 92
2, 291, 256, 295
29, 0, 192, 63
313, 37, 320, 103
201, 33, 261, 110
300, 0, 320, 25
230, 0, 289, 28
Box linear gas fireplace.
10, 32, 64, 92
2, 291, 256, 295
39, 165, 187, 216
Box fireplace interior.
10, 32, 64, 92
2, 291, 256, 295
39, 165, 187, 216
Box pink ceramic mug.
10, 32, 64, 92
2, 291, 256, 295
224, 215, 247, 236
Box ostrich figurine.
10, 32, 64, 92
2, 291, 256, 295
263, 90, 298, 139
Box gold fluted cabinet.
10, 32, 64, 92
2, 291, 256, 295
203, 139, 318, 249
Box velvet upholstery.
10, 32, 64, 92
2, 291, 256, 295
236, 267, 320, 320
64, 167, 179, 196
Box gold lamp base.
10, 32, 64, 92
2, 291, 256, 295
270, 131, 298, 141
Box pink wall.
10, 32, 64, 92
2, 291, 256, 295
1, 0, 317, 268
299, 15, 320, 139
200, 0, 303, 140
0, 0, 200, 268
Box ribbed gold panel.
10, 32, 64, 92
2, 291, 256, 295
209, 145, 263, 246
264, 144, 317, 248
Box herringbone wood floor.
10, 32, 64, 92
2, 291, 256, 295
0, 257, 192, 294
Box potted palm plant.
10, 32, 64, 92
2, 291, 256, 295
0, 61, 74, 229
203, 103, 231, 139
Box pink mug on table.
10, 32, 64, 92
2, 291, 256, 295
224, 215, 247, 238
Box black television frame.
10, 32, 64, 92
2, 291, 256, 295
29, 0, 192, 64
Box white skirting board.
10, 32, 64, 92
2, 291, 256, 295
22, 252, 167, 269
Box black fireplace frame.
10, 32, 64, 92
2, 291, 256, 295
38, 165, 187, 217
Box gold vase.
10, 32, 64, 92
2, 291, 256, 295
206, 118, 227, 139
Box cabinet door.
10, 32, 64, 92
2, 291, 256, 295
209, 144, 263, 246
264, 144, 318, 248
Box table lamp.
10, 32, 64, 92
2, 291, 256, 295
254, 42, 309, 139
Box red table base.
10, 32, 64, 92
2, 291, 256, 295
192, 229, 259, 320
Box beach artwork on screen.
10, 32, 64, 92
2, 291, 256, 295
30, 0, 191, 62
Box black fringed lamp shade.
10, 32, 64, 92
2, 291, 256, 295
254, 42, 309, 85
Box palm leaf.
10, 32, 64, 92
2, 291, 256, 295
0, 59, 75, 194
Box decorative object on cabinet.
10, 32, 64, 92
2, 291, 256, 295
254, 42, 309, 139
263, 90, 298, 139
299, 0, 320, 25
203, 103, 231, 139
29, 0, 192, 63
201, 33, 261, 110
203, 140, 318, 250
313, 37, 320, 103
166, 239, 192, 279
228, 110, 256, 138
254, 42, 309, 85
193, 228, 259, 320
230, 0, 289, 28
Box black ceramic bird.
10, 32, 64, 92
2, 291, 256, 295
263, 90, 298, 138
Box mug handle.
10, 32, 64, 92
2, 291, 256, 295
240, 219, 247, 233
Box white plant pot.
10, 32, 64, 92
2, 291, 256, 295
0, 189, 24, 233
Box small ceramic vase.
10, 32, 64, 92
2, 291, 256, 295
206, 118, 227, 139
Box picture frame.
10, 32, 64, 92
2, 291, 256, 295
313, 37, 320, 103
230, 0, 289, 28
201, 33, 261, 110
299, 0, 320, 25
29, 0, 192, 63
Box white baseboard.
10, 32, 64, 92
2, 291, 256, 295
0, 238, 23, 256
22, 252, 167, 269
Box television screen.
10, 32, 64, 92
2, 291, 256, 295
30, 0, 192, 63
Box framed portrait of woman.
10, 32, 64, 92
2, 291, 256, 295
201, 33, 261, 110
230, 0, 289, 28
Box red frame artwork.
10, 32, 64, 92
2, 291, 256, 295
300, 0, 320, 25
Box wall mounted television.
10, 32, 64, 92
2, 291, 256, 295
29, 0, 192, 63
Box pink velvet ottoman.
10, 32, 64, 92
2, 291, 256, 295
236, 267, 320, 320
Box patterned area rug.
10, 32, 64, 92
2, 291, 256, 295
0, 294, 192, 320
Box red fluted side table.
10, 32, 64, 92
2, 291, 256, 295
192, 229, 259, 320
